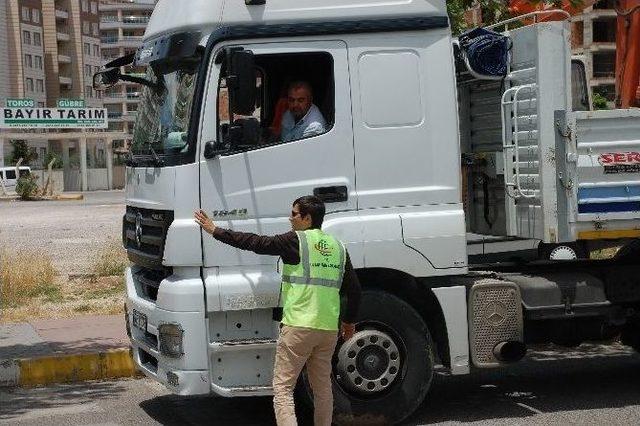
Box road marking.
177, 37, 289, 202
515, 401, 543, 415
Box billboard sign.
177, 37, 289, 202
1, 99, 108, 129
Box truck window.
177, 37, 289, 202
19, 169, 30, 178
217, 51, 334, 151
571, 60, 590, 111
5, 170, 16, 179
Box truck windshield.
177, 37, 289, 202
130, 64, 199, 164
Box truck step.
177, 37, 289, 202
209, 338, 277, 352
227, 385, 273, 394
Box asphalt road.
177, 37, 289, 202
0, 191, 124, 275
1, 343, 638, 426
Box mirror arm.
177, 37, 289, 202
119, 74, 158, 90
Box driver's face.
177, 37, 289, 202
287, 87, 312, 120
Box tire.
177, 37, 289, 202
538, 242, 588, 261
614, 239, 640, 262
296, 290, 435, 425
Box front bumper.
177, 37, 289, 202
125, 266, 209, 395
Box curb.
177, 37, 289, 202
0, 348, 139, 388
53, 193, 84, 201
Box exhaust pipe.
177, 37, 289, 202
493, 340, 527, 363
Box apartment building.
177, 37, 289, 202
99, 0, 155, 152
2, 0, 48, 167
571, 0, 618, 106
0, 1, 116, 171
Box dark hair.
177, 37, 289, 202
287, 81, 313, 98
293, 195, 325, 229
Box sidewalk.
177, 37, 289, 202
0, 315, 137, 388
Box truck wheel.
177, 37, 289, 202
538, 242, 587, 260
615, 239, 640, 262
296, 290, 435, 425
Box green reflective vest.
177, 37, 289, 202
281, 229, 346, 331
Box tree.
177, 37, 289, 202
447, 1, 585, 35
9, 140, 37, 166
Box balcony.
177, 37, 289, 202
126, 91, 141, 100
103, 92, 125, 103
123, 111, 138, 121
100, 16, 150, 30
56, 31, 70, 42
55, 9, 68, 20
99, 2, 156, 12
101, 35, 143, 48
59, 76, 72, 86
108, 111, 123, 120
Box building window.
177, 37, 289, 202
91, 2, 98, 15
33, 32, 41, 46
93, 44, 100, 57
84, 42, 91, 55
26, 78, 34, 92
85, 64, 92, 76
24, 54, 32, 68
86, 86, 93, 98
22, 30, 31, 45
92, 23, 99, 36
82, 0, 89, 13
21, 6, 29, 21
35, 55, 43, 69
36, 79, 44, 93
83, 21, 90, 35
37, 102, 45, 108
32, 9, 40, 24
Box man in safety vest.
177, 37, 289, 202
194, 195, 361, 426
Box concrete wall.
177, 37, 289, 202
63, 169, 81, 191
87, 168, 108, 190
112, 165, 124, 189
31, 169, 64, 194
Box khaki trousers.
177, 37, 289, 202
273, 325, 338, 426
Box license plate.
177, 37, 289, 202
132, 310, 147, 332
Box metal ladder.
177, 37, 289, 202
501, 83, 539, 199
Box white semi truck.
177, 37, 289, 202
97, 1, 640, 423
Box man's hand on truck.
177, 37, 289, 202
194, 209, 217, 235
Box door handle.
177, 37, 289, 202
313, 186, 348, 203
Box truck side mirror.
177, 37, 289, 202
93, 68, 120, 90
226, 49, 256, 116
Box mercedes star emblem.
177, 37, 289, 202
484, 301, 508, 326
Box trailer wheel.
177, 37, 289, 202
614, 239, 640, 262
296, 290, 435, 425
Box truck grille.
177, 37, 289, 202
134, 267, 170, 302
123, 206, 173, 270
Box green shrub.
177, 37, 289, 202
9, 140, 37, 165
593, 92, 609, 110
43, 151, 64, 169
15, 173, 39, 200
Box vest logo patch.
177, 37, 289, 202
314, 239, 333, 257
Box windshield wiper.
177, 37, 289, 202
125, 150, 138, 167
148, 144, 165, 167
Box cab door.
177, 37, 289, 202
198, 40, 356, 313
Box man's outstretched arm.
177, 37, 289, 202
194, 209, 299, 262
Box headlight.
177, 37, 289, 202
158, 323, 184, 358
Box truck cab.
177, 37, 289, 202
105, 1, 640, 423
